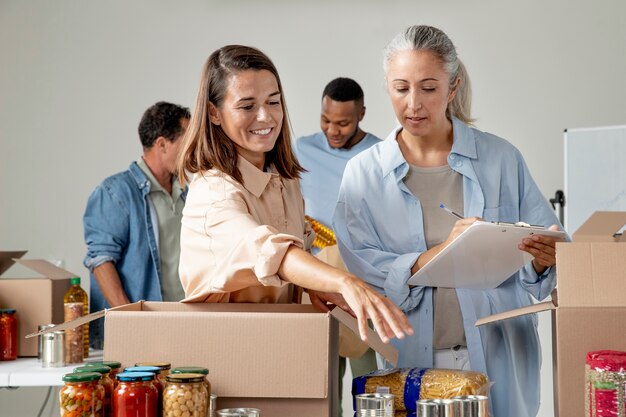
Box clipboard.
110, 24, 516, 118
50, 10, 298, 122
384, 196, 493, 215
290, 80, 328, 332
407, 221, 567, 289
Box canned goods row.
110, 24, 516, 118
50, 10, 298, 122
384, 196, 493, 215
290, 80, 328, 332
355, 393, 488, 417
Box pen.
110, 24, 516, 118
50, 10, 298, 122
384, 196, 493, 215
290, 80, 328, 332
439, 203, 464, 220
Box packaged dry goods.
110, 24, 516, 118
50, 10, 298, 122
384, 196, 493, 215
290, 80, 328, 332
353, 368, 489, 412
163, 373, 209, 417
59, 371, 105, 417
75, 365, 113, 417
113, 372, 158, 417
585, 350, 626, 417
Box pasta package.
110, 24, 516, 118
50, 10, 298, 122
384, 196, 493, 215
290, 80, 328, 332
353, 368, 489, 412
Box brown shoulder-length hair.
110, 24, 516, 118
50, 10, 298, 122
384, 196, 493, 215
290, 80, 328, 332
177, 45, 304, 185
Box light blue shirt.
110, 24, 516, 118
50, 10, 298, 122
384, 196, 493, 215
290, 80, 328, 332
294, 131, 381, 229
333, 118, 564, 417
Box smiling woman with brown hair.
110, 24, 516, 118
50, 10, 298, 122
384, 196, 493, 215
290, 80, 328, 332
176, 44, 413, 344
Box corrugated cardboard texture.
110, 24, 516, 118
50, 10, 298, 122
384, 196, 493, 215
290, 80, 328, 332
103, 303, 334, 411
554, 307, 626, 417
0, 258, 75, 356
573, 211, 626, 242
556, 242, 626, 307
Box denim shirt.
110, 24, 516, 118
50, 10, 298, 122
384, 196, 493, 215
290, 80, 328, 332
333, 118, 565, 417
83, 161, 187, 347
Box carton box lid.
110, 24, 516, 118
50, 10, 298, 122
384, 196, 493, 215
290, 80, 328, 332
0, 255, 77, 280
0, 250, 27, 276
573, 211, 626, 242
28, 301, 399, 366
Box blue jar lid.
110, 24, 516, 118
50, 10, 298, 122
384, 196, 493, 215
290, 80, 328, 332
0, 309, 16, 314
116, 371, 155, 382
124, 366, 161, 374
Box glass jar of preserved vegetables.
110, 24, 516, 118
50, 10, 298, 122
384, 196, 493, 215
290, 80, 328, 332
76, 365, 113, 417
171, 366, 211, 397
164, 373, 209, 417
135, 361, 171, 377
88, 361, 122, 388
113, 371, 158, 417
59, 371, 104, 417
0, 309, 18, 361
124, 366, 164, 416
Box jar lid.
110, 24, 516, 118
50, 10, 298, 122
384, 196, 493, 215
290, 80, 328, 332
124, 366, 161, 374
62, 372, 101, 383
116, 371, 155, 382
165, 373, 206, 383
75, 365, 111, 375
171, 366, 209, 375
135, 361, 171, 370
87, 360, 122, 370
0, 309, 16, 314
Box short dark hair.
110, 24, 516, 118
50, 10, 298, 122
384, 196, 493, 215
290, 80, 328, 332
322, 77, 364, 104
138, 101, 191, 149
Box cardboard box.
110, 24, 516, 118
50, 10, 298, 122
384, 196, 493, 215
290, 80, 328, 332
31, 301, 397, 417
476, 211, 626, 417
0, 251, 75, 356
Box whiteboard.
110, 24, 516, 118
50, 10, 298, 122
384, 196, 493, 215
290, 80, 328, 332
564, 125, 626, 234
407, 221, 566, 289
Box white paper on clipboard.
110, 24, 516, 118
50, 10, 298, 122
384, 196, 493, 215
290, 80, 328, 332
407, 221, 567, 289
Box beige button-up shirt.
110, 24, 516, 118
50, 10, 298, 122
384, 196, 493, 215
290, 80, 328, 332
180, 156, 312, 303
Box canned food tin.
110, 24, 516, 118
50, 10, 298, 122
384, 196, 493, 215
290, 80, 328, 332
37, 324, 55, 361
452, 395, 489, 417
209, 394, 217, 417
355, 393, 395, 416
216, 408, 260, 416
416, 398, 457, 417
42, 330, 65, 368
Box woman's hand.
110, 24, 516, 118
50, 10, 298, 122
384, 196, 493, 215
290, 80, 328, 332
336, 274, 413, 344
518, 224, 562, 275
308, 290, 353, 315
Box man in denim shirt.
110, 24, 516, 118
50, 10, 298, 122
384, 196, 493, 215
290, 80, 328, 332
83, 101, 190, 348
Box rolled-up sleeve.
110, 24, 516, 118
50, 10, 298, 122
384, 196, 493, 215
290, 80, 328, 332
179, 174, 304, 301
83, 182, 128, 271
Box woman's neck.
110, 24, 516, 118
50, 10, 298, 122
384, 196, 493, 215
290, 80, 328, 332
397, 120, 453, 167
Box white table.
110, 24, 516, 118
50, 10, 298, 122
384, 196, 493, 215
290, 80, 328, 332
0, 350, 103, 387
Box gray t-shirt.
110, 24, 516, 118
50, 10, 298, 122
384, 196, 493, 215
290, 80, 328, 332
404, 164, 466, 349
137, 158, 186, 302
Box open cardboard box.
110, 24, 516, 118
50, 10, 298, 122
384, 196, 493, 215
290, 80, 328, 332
476, 211, 626, 417
0, 251, 75, 356
30, 300, 397, 417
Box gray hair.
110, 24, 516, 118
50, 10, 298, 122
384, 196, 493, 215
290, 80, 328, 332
383, 25, 474, 124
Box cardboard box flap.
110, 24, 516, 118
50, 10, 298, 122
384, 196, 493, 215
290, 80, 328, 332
573, 211, 626, 242
0, 250, 27, 276
556, 242, 626, 307
14, 259, 78, 279
476, 299, 555, 327
330, 307, 398, 366
25, 302, 143, 338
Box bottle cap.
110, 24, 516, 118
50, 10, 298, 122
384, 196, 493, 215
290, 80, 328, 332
70, 277, 81, 285
172, 366, 209, 375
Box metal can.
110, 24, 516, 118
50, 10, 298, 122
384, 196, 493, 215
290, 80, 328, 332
42, 330, 65, 367
38, 324, 55, 361
209, 394, 217, 417
416, 398, 458, 417
355, 393, 395, 416
216, 408, 260, 416
452, 395, 489, 417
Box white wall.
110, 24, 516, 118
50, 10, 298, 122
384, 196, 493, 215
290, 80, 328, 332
1, 1, 625, 416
